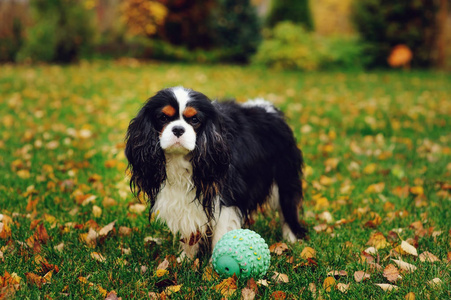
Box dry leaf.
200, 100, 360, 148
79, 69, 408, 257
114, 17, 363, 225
318, 211, 333, 223
202, 266, 219, 282
383, 264, 400, 282
272, 272, 289, 283
375, 283, 399, 291
118, 226, 132, 237
164, 285, 181, 296
271, 291, 286, 300
405, 292, 416, 300
419, 251, 440, 263
269, 243, 288, 255
256, 279, 269, 286
308, 282, 317, 298
215, 277, 237, 297
400, 241, 418, 256
157, 259, 170, 270
105, 290, 121, 300
129, 203, 146, 214
91, 252, 106, 262
98, 220, 116, 237
92, 205, 102, 218
364, 247, 377, 255
366, 232, 390, 249
336, 283, 350, 293
327, 270, 348, 277
241, 288, 256, 300
323, 277, 336, 292
300, 247, 316, 259
25, 272, 45, 288
391, 259, 417, 272
354, 271, 370, 283
0, 222, 12, 239
427, 278, 442, 288
313, 224, 328, 233
155, 269, 169, 277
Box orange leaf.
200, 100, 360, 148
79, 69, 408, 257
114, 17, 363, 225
25, 272, 45, 288
269, 243, 288, 255
215, 277, 237, 297
383, 264, 400, 283
0, 222, 12, 239
271, 291, 286, 300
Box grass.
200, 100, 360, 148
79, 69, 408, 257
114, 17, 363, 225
0, 61, 450, 299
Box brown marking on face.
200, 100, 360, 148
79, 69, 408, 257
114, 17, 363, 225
183, 107, 198, 118
162, 105, 176, 117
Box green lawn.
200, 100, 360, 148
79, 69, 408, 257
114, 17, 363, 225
1, 61, 450, 299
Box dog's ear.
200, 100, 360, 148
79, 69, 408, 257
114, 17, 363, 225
191, 115, 230, 220
125, 106, 166, 206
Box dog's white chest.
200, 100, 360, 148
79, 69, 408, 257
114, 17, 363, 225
152, 155, 209, 239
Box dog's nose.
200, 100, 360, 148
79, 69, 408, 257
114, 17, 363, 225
172, 126, 185, 137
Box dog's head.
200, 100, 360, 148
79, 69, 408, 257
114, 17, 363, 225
125, 87, 230, 215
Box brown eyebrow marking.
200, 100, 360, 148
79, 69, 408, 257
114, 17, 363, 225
183, 107, 198, 118
162, 105, 176, 117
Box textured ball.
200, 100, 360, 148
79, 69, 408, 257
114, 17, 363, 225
212, 229, 270, 279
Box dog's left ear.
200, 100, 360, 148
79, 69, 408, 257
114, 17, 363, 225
191, 115, 230, 220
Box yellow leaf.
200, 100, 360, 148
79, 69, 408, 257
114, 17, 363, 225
17, 169, 31, 179
363, 163, 377, 174
323, 277, 336, 292
155, 269, 169, 277
405, 292, 416, 300
165, 284, 181, 295
300, 247, 316, 259
365, 182, 385, 194
366, 232, 390, 249
90, 252, 106, 262
215, 277, 237, 297
409, 186, 424, 195
314, 197, 330, 210
0, 222, 12, 239
92, 205, 102, 218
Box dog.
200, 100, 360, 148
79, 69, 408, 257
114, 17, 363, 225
125, 87, 307, 259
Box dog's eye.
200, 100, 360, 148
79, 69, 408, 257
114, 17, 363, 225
159, 114, 168, 122
190, 116, 200, 125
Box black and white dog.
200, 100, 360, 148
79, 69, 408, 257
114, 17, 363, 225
125, 87, 307, 258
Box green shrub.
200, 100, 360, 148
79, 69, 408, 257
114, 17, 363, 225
252, 22, 362, 71
17, 0, 94, 63
351, 0, 440, 68
209, 0, 262, 63
266, 0, 314, 31
0, 18, 23, 62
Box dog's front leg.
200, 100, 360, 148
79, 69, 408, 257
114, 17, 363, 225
211, 206, 242, 249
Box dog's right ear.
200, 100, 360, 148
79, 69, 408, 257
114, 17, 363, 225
125, 105, 166, 206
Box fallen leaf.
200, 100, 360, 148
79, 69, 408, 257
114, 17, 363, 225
215, 277, 237, 297
300, 247, 316, 259
405, 292, 416, 300
164, 284, 181, 296
327, 270, 348, 277
98, 220, 116, 237
157, 259, 170, 270
308, 282, 317, 298
269, 243, 288, 255
400, 241, 418, 256
391, 259, 417, 272
364, 247, 377, 255
383, 264, 400, 282
202, 266, 219, 282
427, 278, 442, 288
366, 232, 390, 249
318, 211, 333, 223
336, 283, 350, 293
118, 226, 132, 237
241, 288, 256, 300
25, 272, 45, 288
271, 291, 286, 300
155, 269, 169, 277
419, 251, 440, 263
256, 279, 269, 286
365, 182, 385, 194
375, 283, 399, 291
272, 272, 289, 283
354, 271, 370, 283
129, 203, 146, 214
91, 252, 106, 262
0, 222, 12, 239
105, 290, 120, 300
92, 205, 102, 217
323, 277, 336, 292
313, 223, 328, 233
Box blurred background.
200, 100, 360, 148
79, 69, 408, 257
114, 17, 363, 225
0, 0, 449, 70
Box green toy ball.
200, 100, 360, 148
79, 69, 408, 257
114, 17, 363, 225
212, 229, 270, 279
